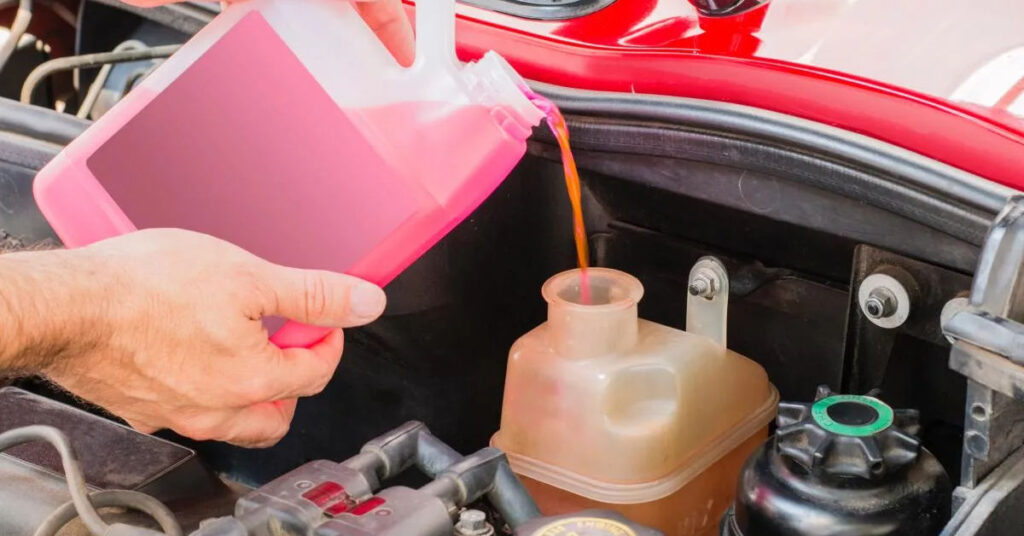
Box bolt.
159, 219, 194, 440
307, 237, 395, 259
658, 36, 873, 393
688, 269, 720, 300
455, 510, 494, 536
863, 287, 898, 319
965, 430, 990, 458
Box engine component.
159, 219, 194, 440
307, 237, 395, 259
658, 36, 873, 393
857, 268, 915, 330
20, 45, 180, 105
192, 422, 660, 536
495, 266, 774, 535
722, 386, 951, 536
942, 195, 1024, 533
0, 387, 215, 535
454, 510, 494, 536
0, 0, 33, 74
514, 510, 662, 536
687, 255, 730, 346
0, 424, 181, 536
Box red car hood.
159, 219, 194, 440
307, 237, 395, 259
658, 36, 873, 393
425, 0, 1024, 190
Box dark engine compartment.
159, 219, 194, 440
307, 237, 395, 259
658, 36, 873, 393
1, 2, 1024, 535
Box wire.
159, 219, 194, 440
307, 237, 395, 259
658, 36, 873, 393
0, 425, 108, 535
0, 0, 32, 74
33, 489, 183, 536
20, 44, 180, 104
0, 425, 182, 536
77, 39, 149, 119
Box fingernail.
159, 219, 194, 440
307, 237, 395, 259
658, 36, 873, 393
351, 282, 386, 319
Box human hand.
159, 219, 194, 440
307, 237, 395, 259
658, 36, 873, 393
120, 0, 415, 66
353, 0, 415, 66
18, 229, 385, 447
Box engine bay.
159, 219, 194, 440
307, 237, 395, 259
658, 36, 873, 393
2, 1, 1024, 535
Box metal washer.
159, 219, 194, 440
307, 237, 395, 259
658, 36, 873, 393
858, 273, 911, 329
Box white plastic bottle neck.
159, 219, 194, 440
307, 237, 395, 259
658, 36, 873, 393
460, 52, 545, 140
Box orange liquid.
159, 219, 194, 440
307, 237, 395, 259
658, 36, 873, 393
528, 93, 591, 303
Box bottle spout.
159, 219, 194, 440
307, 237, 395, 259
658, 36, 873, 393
543, 268, 643, 359
462, 52, 545, 139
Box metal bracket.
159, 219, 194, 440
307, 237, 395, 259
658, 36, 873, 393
687, 256, 729, 347
842, 245, 969, 394
942, 195, 1024, 496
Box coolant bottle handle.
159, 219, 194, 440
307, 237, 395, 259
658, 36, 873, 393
270, 321, 332, 349
413, 0, 458, 71
269, 0, 459, 350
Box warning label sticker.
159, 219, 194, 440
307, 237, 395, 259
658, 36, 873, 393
534, 517, 638, 536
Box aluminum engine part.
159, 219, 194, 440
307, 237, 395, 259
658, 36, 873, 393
190, 422, 574, 536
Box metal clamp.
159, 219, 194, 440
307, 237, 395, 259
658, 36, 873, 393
687, 256, 729, 347
942, 196, 1024, 499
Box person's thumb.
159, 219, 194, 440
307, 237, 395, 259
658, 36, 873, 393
263, 265, 386, 327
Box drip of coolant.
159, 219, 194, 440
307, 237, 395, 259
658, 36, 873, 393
525, 91, 591, 303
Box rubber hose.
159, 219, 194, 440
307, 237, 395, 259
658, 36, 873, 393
0, 425, 109, 535
20, 45, 179, 104
32, 489, 183, 536
0, 0, 32, 74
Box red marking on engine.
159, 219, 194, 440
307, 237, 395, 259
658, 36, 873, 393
301, 481, 345, 507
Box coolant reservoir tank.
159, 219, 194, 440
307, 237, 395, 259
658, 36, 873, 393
493, 268, 778, 536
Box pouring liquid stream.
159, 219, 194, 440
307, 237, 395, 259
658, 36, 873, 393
526, 92, 591, 304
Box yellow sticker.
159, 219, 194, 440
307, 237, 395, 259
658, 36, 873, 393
534, 517, 638, 536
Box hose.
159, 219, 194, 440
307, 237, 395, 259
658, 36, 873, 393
0, 425, 108, 535
0, 425, 181, 536
0, 0, 31, 75
0, 96, 88, 144
33, 490, 183, 536
20, 44, 180, 104
77, 40, 148, 119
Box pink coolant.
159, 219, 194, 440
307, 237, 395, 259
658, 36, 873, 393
521, 87, 592, 304
33, 11, 532, 348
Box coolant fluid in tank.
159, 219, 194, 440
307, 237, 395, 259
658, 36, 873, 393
33, 0, 543, 348
493, 268, 779, 536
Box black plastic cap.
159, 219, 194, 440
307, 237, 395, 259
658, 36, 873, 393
774, 386, 921, 480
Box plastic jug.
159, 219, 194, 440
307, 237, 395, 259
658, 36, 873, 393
33, 0, 543, 348
492, 268, 779, 536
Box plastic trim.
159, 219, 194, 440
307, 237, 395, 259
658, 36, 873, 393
531, 83, 1017, 247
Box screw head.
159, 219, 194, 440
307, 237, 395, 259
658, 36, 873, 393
965, 430, 990, 458
456, 510, 491, 535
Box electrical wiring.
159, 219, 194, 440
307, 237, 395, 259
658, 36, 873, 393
32, 489, 183, 536
0, 425, 109, 535
0, 425, 182, 536
20, 44, 180, 104
77, 39, 149, 119
0, 0, 32, 74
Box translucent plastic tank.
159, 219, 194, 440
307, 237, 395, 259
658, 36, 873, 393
493, 268, 778, 536
33, 0, 542, 348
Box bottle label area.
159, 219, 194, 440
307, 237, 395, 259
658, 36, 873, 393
86, 11, 420, 275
